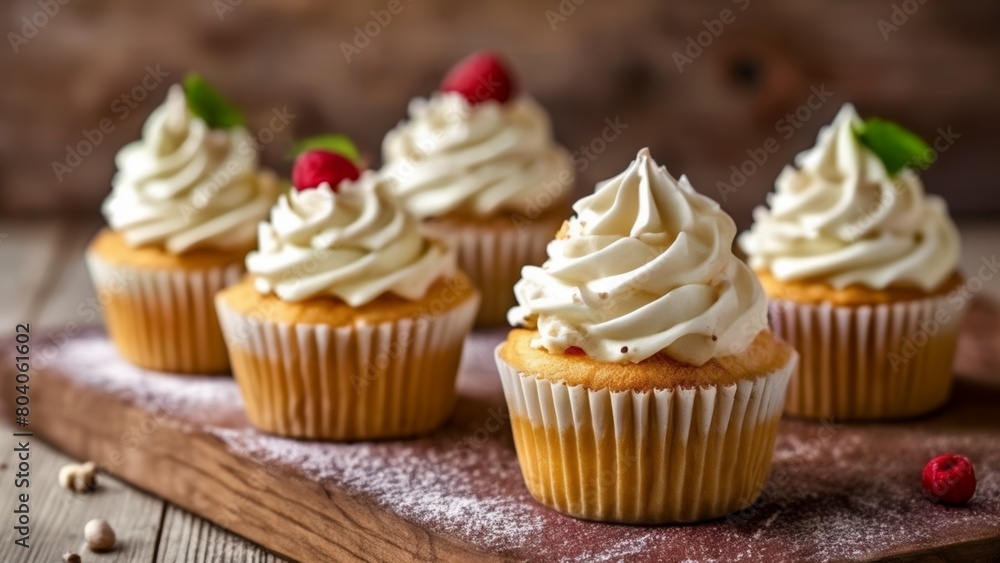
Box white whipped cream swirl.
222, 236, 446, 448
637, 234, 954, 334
381, 92, 573, 219
102, 84, 277, 254
739, 104, 960, 291
509, 148, 767, 366
247, 172, 456, 305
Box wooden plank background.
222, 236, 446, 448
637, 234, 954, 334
1, 0, 999, 225
0, 218, 284, 562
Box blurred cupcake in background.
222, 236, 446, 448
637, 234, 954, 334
381, 51, 574, 325
87, 74, 278, 374
739, 103, 965, 420
216, 146, 479, 440
498, 148, 796, 524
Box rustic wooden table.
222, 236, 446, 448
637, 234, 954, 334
0, 217, 281, 562
1, 216, 998, 562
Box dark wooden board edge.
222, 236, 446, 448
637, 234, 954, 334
873, 535, 1000, 563
5, 363, 510, 563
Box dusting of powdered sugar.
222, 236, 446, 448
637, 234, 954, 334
22, 301, 1000, 561
37, 331, 244, 427
208, 426, 547, 551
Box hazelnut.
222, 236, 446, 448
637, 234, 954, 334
58, 461, 98, 493
84, 519, 116, 552
63, 553, 82, 563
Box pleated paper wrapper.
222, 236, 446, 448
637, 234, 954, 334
770, 295, 967, 421
495, 348, 796, 524
216, 293, 479, 440
420, 211, 562, 327
85, 250, 242, 374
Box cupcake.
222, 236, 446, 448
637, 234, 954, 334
739, 104, 965, 420
87, 75, 278, 374
381, 51, 574, 325
216, 150, 479, 440
497, 148, 797, 524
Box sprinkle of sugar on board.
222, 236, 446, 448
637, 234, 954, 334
20, 299, 1000, 561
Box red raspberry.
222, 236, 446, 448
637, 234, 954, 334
440, 51, 516, 105
291, 150, 360, 192
564, 346, 585, 356
922, 454, 976, 505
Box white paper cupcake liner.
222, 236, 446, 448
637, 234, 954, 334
770, 294, 967, 420
85, 250, 242, 374
216, 291, 479, 440
495, 348, 795, 523
420, 212, 562, 326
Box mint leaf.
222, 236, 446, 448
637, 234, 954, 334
288, 134, 362, 163
854, 118, 930, 175
182, 73, 246, 129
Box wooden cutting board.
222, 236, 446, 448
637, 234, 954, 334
5, 300, 1000, 562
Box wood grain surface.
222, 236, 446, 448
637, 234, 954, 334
0, 433, 163, 563
0, 218, 285, 562
3, 1, 999, 223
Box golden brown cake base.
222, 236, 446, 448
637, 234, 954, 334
495, 330, 796, 523
86, 229, 246, 374
88, 227, 254, 270
216, 275, 480, 440
500, 328, 793, 391
755, 269, 964, 306
217, 272, 477, 325
758, 269, 968, 420
421, 205, 566, 326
